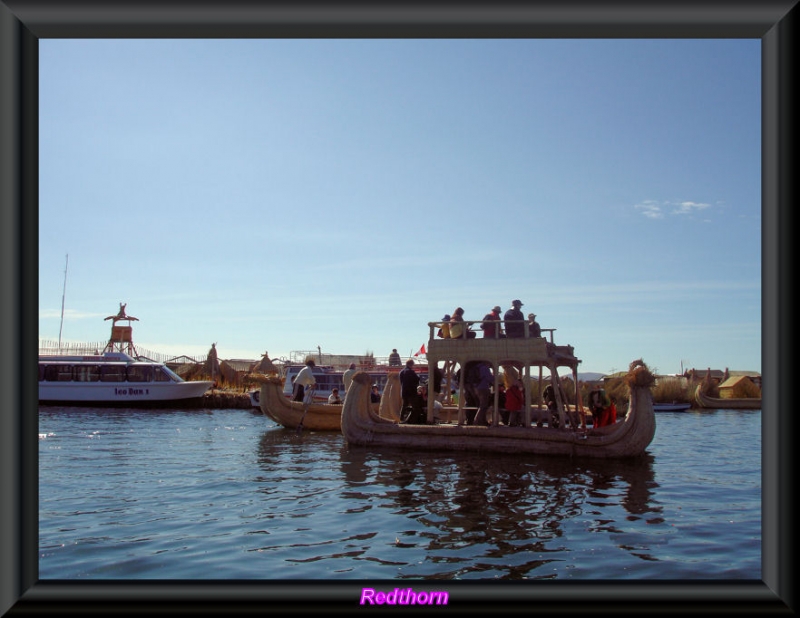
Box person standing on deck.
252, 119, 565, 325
505, 379, 524, 427
399, 359, 422, 423
542, 382, 571, 428
388, 349, 402, 367
503, 300, 525, 338
342, 363, 357, 393
472, 361, 495, 426
480, 305, 504, 339
293, 358, 317, 402
431, 365, 444, 399
496, 383, 508, 424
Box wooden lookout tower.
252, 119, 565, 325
103, 302, 139, 357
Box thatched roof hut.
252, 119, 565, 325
718, 375, 761, 399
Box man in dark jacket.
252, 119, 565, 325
399, 359, 422, 423
503, 299, 525, 338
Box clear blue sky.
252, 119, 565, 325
38, 38, 761, 375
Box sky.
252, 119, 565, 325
38, 38, 761, 375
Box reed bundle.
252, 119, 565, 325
624, 359, 655, 388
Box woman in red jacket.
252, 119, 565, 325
505, 379, 524, 427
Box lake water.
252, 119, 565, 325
38, 405, 761, 584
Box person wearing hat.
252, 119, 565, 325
503, 300, 526, 338
527, 312, 542, 338
480, 305, 504, 339
437, 314, 451, 339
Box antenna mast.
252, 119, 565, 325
58, 253, 68, 353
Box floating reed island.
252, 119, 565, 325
165, 389, 253, 409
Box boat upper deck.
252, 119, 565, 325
425, 321, 580, 371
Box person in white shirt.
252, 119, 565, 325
293, 358, 317, 402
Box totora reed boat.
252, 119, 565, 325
341, 318, 656, 458
693, 370, 761, 410
694, 386, 762, 410
254, 374, 395, 431
342, 366, 656, 458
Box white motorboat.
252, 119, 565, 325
38, 351, 213, 405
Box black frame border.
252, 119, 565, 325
1, 1, 795, 614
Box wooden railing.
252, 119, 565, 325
427, 320, 557, 344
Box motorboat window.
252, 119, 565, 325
100, 365, 127, 382
74, 365, 101, 382
40, 364, 70, 382
156, 366, 182, 382
368, 374, 388, 390
316, 375, 344, 389
127, 365, 154, 382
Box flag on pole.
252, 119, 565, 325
414, 344, 426, 357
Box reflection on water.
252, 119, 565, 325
256, 429, 663, 579
39, 409, 759, 581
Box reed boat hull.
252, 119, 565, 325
342, 371, 656, 459
694, 386, 761, 410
